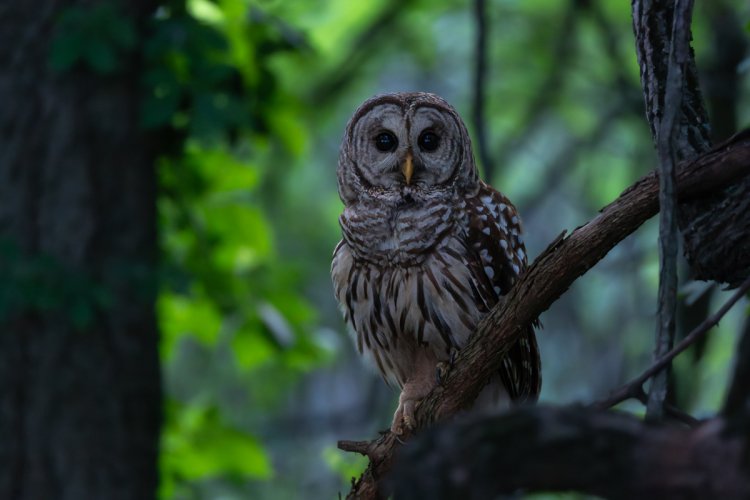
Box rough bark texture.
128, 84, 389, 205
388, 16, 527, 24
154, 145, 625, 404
633, 0, 750, 287
640, 0, 694, 421
0, 2, 160, 499
341, 131, 750, 499
389, 407, 750, 499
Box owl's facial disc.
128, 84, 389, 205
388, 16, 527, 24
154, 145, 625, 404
407, 106, 462, 188
347, 103, 407, 192
344, 99, 470, 202
338, 93, 480, 206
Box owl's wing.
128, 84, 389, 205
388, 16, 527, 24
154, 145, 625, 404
465, 181, 541, 402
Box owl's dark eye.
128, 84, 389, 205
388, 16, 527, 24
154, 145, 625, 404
374, 132, 398, 152
418, 131, 440, 151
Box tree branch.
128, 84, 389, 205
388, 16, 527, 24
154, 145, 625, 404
632, 0, 711, 159
633, 1, 750, 288
388, 406, 750, 498
341, 130, 750, 499
594, 274, 750, 411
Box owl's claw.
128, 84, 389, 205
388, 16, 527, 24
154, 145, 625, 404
390, 405, 407, 435
391, 370, 439, 434
435, 361, 450, 386
390, 350, 441, 435
391, 398, 417, 435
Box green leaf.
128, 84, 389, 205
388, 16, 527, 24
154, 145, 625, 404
84, 42, 118, 74
49, 4, 136, 75
159, 292, 223, 358
141, 72, 182, 129
161, 403, 272, 481
231, 323, 275, 369
50, 33, 85, 71
109, 16, 137, 50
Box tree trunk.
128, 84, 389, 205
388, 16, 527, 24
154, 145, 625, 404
633, 0, 750, 287
0, 2, 160, 499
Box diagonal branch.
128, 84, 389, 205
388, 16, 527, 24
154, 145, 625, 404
593, 274, 750, 411
340, 130, 750, 499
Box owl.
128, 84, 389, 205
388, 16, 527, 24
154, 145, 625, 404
331, 92, 540, 435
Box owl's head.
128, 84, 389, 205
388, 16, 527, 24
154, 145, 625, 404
337, 92, 479, 205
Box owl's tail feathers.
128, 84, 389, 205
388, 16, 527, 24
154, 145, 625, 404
499, 325, 542, 403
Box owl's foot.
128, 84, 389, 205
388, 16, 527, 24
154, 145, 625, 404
391, 372, 439, 435
435, 349, 458, 385
391, 355, 438, 436
435, 361, 449, 386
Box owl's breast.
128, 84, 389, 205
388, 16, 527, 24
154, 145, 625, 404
330, 230, 490, 387
339, 199, 458, 266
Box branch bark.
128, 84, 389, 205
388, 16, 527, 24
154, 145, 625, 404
389, 406, 750, 499
341, 130, 750, 499
0, 2, 160, 498
645, 0, 695, 421
633, 0, 750, 287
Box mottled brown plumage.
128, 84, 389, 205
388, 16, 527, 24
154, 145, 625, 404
331, 92, 540, 433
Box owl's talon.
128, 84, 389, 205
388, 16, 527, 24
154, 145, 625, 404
403, 414, 415, 431
436, 361, 450, 386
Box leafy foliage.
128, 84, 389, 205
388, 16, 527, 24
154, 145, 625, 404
147, 1, 331, 496
50, 3, 137, 74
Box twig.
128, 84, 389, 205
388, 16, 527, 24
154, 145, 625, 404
593, 275, 750, 411
472, 0, 494, 180
663, 403, 700, 426
338, 440, 374, 457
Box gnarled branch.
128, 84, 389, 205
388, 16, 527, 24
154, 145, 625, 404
388, 406, 750, 499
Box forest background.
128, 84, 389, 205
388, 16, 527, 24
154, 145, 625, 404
1, 0, 749, 499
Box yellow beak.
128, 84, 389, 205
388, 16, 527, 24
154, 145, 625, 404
402, 153, 414, 185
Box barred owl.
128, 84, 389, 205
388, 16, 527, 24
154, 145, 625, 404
331, 92, 540, 434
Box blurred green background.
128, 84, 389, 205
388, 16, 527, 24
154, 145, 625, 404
49, 0, 750, 498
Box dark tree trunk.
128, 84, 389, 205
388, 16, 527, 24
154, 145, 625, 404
0, 2, 160, 499
633, 0, 750, 287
